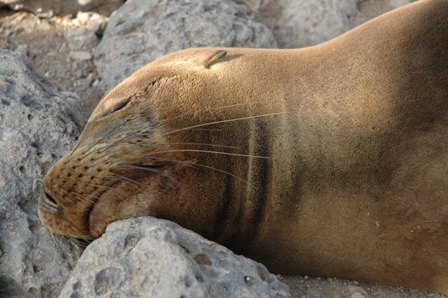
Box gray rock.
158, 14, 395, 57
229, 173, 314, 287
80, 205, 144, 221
65, 28, 98, 53
69, 51, 93, 61
72, 11, 108, 34
94, 0, 277, 92
60, 217, 290, 298
66, 12, 107, 53
0, 50, 83, 297
65, 12, 107, 81
242, 0, 415, 48
0, 0, 124, 17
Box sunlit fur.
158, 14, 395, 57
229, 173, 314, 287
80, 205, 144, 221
39, 0, 448, 293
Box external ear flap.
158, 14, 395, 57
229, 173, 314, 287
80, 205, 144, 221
202, 50, 227, 68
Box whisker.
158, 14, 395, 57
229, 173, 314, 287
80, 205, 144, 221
73, 191, 97, 209
144, 156, 252, 186
83, 146, 145, 167
150, 149, 268, 159
109, 141, 241, 161
163, 112, 284, 136
160, 99, 280, 125
71, 237, 92, 248
102, 174, 145, 190
185, 128, 223, 132
90, 180, 139, 194
40, 199, 60, 212
79, 134, 137, 161
116, 164, 180, 186
170, 142, 240, 150
183, 161, 251, 186
94, 140, 154, 160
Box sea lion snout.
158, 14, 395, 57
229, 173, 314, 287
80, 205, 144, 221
38, 98, 177, 239
39, 141, 179, 239
39, 151, 112, 239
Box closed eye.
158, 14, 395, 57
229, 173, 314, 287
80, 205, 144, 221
110, 97, 132, 114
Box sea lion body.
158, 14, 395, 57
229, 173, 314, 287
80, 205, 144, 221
39, 0, 448, 293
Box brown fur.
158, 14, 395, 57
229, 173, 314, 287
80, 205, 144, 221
39, 0, 448, 293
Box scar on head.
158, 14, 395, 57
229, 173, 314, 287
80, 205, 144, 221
203, 50, 227, 69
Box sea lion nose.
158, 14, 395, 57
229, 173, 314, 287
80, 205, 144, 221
39, 190, 62, 213
45, 191, 58, 205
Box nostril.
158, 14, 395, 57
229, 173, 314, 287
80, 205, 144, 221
44, 191, 58, 206
46, 192, 57, 204
40, 190, 61, 213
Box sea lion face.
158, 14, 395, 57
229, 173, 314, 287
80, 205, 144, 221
39, 48, 252, 243
39, 75, 187, 240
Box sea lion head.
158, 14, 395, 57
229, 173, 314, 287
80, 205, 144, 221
38, 49, 259, 242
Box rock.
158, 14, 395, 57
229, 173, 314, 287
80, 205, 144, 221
279, 275, 439, 297
62, 12, 106, 116
241, 0, 416, 48
0, 0, 124, 17
64, 13, 106, 79
0, 50, 83, 297
64, 27, 97, 80
69, 51, 92, 61
0, 10, 104, 121
60, 217, 290, 298
65, 28, 98, 53
94, 0, 277, 92
72, 11, 107, 33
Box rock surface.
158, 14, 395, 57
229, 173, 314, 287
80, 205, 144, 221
242, 0, 416, 48
280, 275, 440, 298
0, 10, 106, 120
0, 0, 124, 17
94, 0, 277, 92
0, 50, 83, 297
60, 217, 290, 298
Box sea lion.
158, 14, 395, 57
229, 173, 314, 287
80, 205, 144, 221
39, 0, 448, 293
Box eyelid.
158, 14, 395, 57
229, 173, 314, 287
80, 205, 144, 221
110, 97, 132, 115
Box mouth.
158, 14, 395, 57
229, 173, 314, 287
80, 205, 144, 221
39, 161, 172, 239
86, 163, 172, 237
